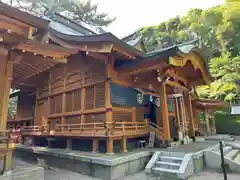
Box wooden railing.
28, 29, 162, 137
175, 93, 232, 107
113, 121, 148, 135
148, 122, 164, 139
54, 123, 106, 136
21, 126, 47, 135
21, 121, 164, 139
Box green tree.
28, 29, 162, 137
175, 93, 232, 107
197, 53, 240, 103
140, 3, 240, 102
4, 0, 115, 27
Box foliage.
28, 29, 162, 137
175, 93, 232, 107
140, 3, 240, 103
197, 53, 240, 102
8, 96, 17, 118
4, 0, 115, 27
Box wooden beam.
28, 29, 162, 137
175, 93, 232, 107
165, 80, 188, 90
88, 52, 108, 62
165, 69, 188, 85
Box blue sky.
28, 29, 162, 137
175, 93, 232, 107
95, 0, 225, 37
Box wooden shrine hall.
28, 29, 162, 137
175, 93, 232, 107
1, 2, 223, 157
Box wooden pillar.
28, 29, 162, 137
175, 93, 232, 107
105, 55, 114, 154
0, 59, 13, 130
159, 83, 170, 141
205, 109, 210, 136
106, 138, 114, 155
0, 56, 14, 171
66, 139, 72, 150
122, 136, 127, 153
183, 91, 195, 137
92, 139, 99, 153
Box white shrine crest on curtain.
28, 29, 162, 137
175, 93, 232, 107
137, 93, 144, 104
155, 97, 160, 107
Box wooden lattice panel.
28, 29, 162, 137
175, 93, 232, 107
66, 92, 73, 112
85, 63, 106, 85
86, 86, 94, 109
85, 113, 106, 123
66, 90, 82, 112
136, 107, 144, 122
85, 83, 105, 109
73, 90, 81, 111
51, 78, 64, 95
51, 65, 64, 81
66, 72, 83, 91
35, 98, 48, 125
112, 111, 132, 122
38, 74, 49, 97
95, 83, 105, 108
65, 115, 81, 124
66, 56, 84, 73
50, 95, 62, 114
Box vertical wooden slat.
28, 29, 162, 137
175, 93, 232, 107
61, 67, 66, 125
132, 107, 136, 122
160, 83, 170, 141
34, 88, 39, 125
48, 72, 52, 116
81, 72, 85, 123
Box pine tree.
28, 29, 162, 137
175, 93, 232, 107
4, 0, 115, 27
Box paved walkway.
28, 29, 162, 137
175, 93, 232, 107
12, 157, 240, 180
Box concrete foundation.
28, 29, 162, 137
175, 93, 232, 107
14, 145, 151, 180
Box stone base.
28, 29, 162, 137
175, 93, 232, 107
0, 165, 44, 180
14, 145, 151, 180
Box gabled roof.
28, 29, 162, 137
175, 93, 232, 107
115, 39, 213, 85
0, 2, 49, 30
121, 28, 146, 50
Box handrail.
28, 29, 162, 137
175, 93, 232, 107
148, 122, 163, 131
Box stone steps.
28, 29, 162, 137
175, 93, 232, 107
225, 149, 239, 160
159, 156, 184, 164
155, 161, 181, 170
146, 151, 194, 179
205, 143, 240, 172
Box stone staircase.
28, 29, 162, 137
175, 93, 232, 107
145, 151, 194, 179
204, 142, 240, 172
